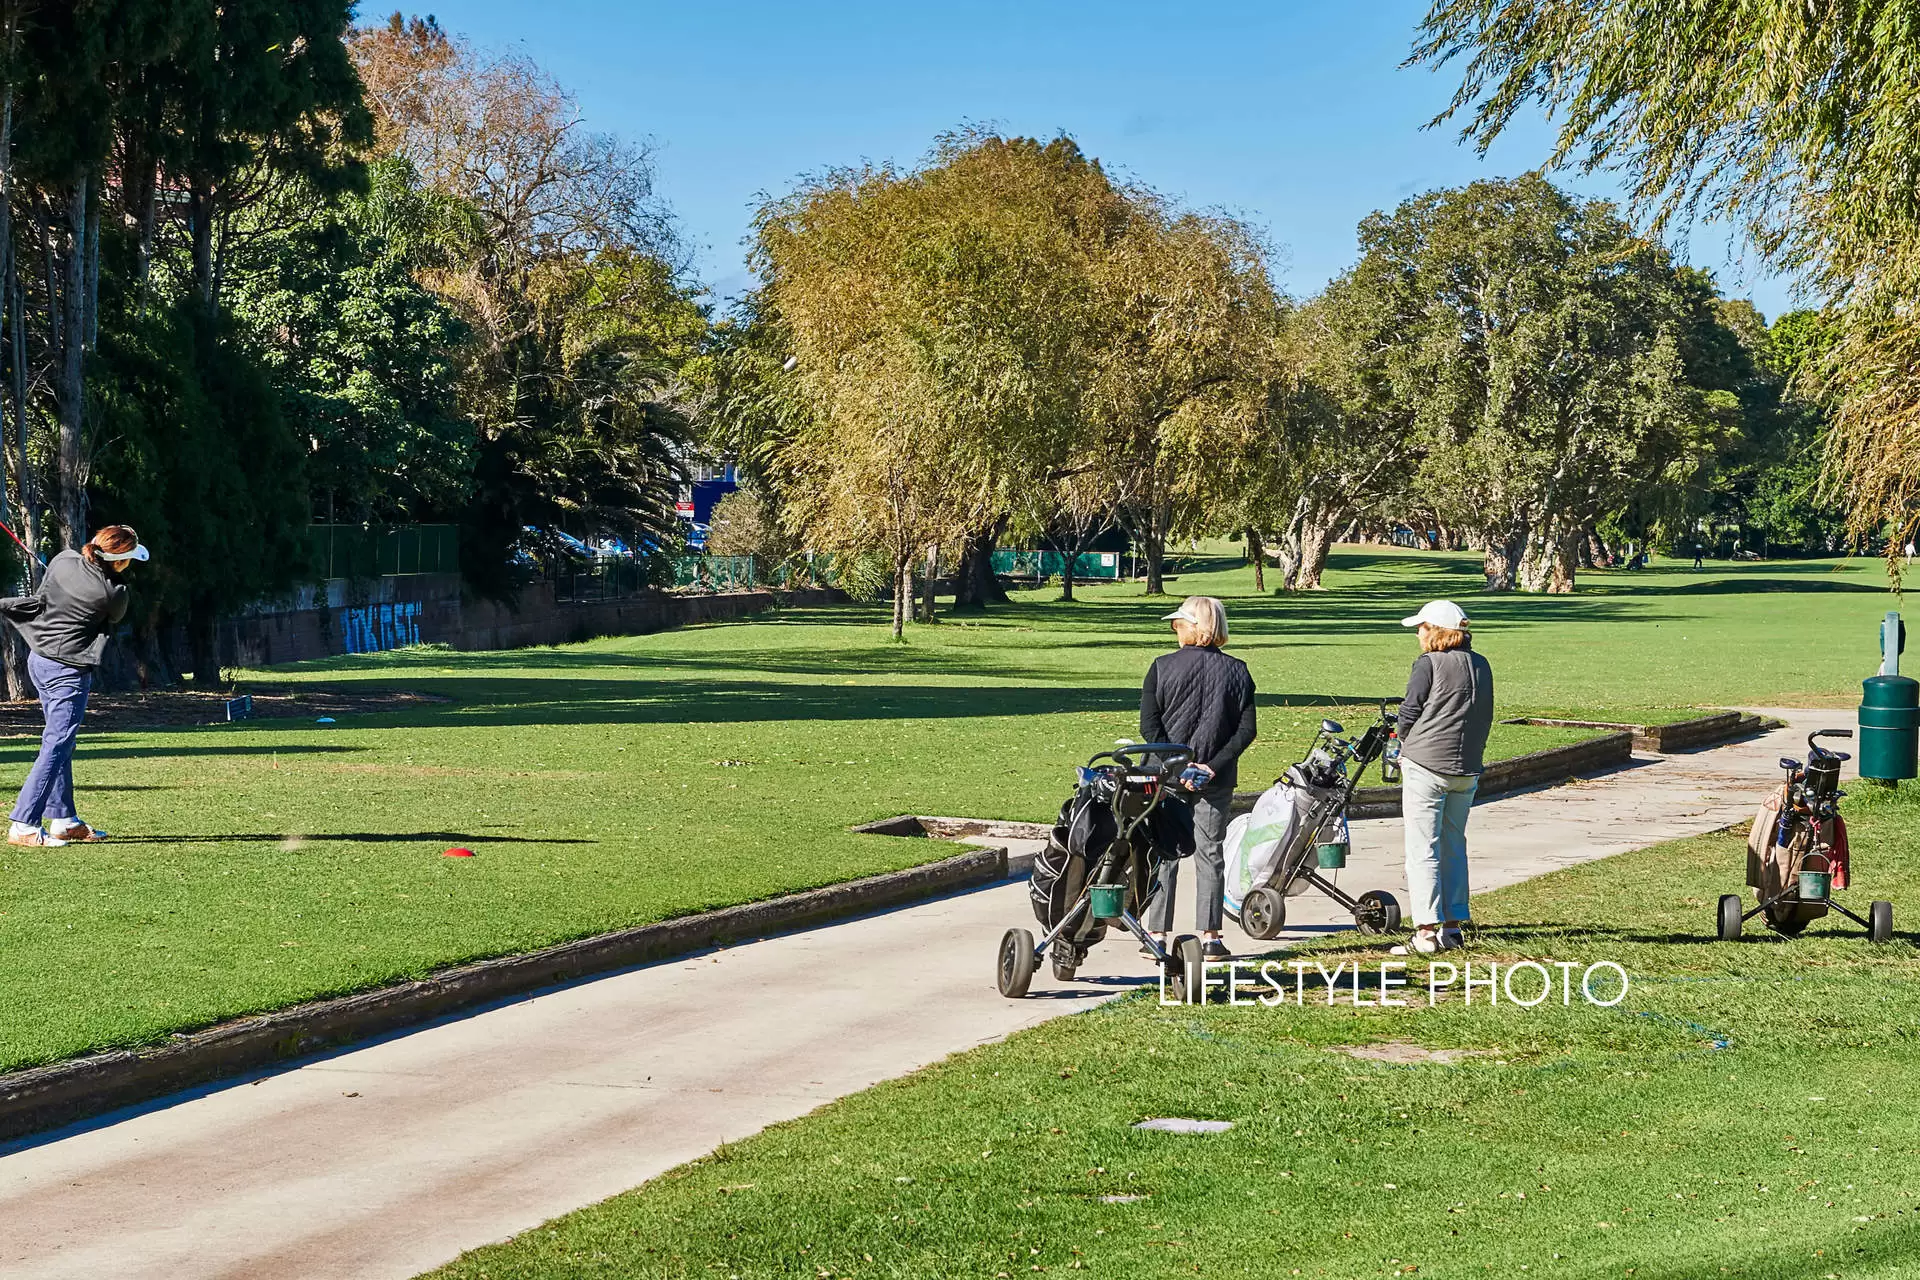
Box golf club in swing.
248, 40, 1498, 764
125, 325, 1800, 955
0, 517, 45, 568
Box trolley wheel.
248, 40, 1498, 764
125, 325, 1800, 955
1242, 887, 1286, 941
1164, 934, 1204, 1004
997, 928, 1036, 998
1051, 946, 1080, 982
1354, 889, 1401, 936
1764, 905, 1813, 936
1716, 893, 1743, 942
1870, 900, 1894, 943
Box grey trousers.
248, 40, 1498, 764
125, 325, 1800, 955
1146, 785, 1232, 933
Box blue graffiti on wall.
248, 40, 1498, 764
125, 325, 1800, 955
338, 601, 423, 654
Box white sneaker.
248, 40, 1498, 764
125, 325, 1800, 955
1390, 930, 1441, 956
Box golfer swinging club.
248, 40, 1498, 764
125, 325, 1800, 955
0, 525, 148, 846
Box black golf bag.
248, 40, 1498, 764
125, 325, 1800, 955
1030, 762, 1193, 949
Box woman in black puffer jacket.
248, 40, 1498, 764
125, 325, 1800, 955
1140, 595, 1256, 959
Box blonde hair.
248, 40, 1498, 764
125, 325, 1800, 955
1420, 623, 1470, 653
1174, 596, 1229, 648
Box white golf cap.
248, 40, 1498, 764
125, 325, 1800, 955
99, 544, 149, 563
1402, 599, 1468, 629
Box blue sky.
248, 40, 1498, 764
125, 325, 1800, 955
390, 0, 1798, 319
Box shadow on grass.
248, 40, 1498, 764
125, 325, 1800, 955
110, 831, 597, 845
168, 680, 1150, 729
1652, 577, 1887, 595
9, 743, 365, 761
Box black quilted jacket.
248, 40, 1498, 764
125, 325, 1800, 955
1140, 645, 1257, 789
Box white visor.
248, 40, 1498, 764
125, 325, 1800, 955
99, 544, 149, 563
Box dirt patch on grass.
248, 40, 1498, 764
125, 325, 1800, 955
0, 687, 449, 734
1329, 1042, 1488, 1066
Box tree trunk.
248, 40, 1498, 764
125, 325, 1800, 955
191, 172, 216, 308
2, 632, 27, 700
920, 544, 937, 622
1142, 517, 1166, 595
1294, 511, 1340, 590
1059, 545, 1075, 602
1518, 520, 1581, 594
130, 152, 158, 309
11, 273, 31, 585
1274, 494, 1309, 590
188, 593, 223, 685
1246, 528, 1265, 592
1588, 529, 1613, 568
951, 523, 1008, 610
889, 554, 909, 641
130, 616, 177, 689
55, 172, 86, 549
83, 184, 99, 351
1483, 517, 1530, 591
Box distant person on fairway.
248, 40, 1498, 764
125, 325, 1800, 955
1141, 595, 1256, 960
0, 525, 148, 846
1391, 600, 1493, 956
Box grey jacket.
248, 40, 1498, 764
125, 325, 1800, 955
0, 550, 129, 669
1396, 644, 1494, 776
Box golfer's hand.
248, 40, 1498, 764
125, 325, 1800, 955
1180, 763, 1214, 791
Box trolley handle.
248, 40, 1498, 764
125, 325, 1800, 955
1808, 728, 1853, 757
1097, 742, 1195, 776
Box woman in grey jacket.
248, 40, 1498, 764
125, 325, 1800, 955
1391, 600, 1493, 955
0, 525, 147, 846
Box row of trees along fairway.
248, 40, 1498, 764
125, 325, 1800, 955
708, 132, 1804, 614
712, 133, 1279, 637
0, 8, 702, 691
1411, 0, 1920, 565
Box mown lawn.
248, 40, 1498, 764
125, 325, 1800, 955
0, 548, 1897, 1072
424, 761, 1920, 1280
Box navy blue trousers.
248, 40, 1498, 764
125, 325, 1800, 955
11, 651, 91, 825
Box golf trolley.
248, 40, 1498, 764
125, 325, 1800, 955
997, 742, 1208, 1002
1719, 728, 1893, 942
1230, 702, 1404, 942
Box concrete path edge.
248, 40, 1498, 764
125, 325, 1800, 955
0, 844, 1006, 1144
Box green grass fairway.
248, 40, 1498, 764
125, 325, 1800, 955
0, 549, 1900, 1072
423, 771, 1920, 1280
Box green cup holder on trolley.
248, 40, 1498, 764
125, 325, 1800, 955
1799, 853, 1833, 902
1315, 841, 1350, 870
1088, 883, 1128, 919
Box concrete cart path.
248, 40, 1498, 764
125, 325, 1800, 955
0, 708, 1853, 1280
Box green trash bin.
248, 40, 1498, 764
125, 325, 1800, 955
1859, 674, 1920, 781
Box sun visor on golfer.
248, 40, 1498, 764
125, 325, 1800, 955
100, 544, 149, 563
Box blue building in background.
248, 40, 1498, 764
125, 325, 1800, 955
678, 459, 739, 550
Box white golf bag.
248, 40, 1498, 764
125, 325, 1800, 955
1222, 763, 1347, 918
